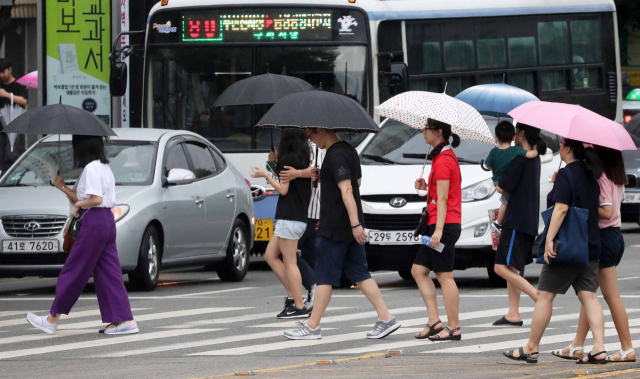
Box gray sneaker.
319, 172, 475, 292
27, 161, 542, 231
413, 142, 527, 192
27, 313, 57, 334
104, 321, 139, 335
284, 321, 321, 340
367, 316, 401, 339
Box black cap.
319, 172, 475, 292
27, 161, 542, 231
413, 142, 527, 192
0, 59, 12, 71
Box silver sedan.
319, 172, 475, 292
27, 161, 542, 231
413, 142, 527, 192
0, 128, 255, 290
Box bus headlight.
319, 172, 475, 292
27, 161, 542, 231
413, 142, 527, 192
461, 179, 496, 202
112, 205, 130, 223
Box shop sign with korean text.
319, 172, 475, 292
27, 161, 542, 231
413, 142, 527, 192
45, 0, 111, 126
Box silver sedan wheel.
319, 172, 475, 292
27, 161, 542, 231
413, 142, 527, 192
232, 227, 247, 272
148, 235, 158, 281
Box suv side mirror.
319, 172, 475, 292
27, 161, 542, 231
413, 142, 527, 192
540, 148, 554, 164
166, 168, 196, 186
110, 62, 128, 97
380, 62, 410, 93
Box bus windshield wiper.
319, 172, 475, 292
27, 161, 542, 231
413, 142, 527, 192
361, 154, 407, 165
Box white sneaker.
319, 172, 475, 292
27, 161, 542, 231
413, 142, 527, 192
26, 313, 57, 334
104, 321, 139, 335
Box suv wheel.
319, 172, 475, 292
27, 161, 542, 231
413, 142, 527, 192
129, 226, 160, 291
217, 219, 250, 282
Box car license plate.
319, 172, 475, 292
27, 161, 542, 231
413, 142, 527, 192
255, 219, 274, 241
2, 240, 59, 253
623, 193, 640, 203
367, 230, 421, 245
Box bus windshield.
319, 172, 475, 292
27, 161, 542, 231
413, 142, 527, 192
146, 45, 369, 151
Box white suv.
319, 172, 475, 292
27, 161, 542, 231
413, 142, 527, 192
357, 117, 561, 285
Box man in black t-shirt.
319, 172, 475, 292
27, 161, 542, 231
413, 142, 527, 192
0, 59, 28, 108
0, 59, 28, 174
284, 128, 401, 341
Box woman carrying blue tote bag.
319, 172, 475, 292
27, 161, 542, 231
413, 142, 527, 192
537, 168, 589, 265
503, 138, 608, 365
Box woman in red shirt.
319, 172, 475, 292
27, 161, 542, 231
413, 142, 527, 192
412, 118, 463, 341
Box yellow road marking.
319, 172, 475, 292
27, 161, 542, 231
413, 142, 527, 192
193, 353, 385, 378
575, 368, 640, 378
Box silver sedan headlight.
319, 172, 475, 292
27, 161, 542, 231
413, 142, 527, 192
112, 205, 130, 223
461, 179, 496, 202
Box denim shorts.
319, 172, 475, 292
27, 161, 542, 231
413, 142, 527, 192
315, 237, 372, 287
274, 220, 307, 240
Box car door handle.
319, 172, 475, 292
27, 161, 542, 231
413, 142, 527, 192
195, 198, 205, 205
226, 194, 236, 198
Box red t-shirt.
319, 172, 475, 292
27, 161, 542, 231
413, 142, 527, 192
426, 147, 462, 225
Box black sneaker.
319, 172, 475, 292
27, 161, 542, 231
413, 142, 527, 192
278, 304, 310, 319
277, 297, 295, 319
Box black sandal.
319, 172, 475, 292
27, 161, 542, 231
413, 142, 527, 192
493, 316, 524, 326
503, 347, 539, 364
576, 351, 608, 365
414, 320, 443, 339
428, 326, 461, 341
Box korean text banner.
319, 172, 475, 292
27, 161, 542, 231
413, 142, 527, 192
46, 0, 111, 126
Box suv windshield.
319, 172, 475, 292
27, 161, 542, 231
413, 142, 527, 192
0, 141, 157, 187
146, 45, 369, 151
361, 117, 561, 165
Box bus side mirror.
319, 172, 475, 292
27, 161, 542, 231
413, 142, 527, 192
380, 62, 410, 93
110, 62, 128, 97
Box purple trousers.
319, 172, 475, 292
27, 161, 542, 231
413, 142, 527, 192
50, 208, 133, 323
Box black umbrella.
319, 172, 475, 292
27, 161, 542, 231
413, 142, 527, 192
2, 103, 117, 184
256, 91, 380, 134
213, 74, 315, 150
2, 104, 117, 137
213, 73, 315, 107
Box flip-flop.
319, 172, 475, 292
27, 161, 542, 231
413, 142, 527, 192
552, 344, 584, 360
503, 347, 539, 364
493, 316, 524, 326
576, 351, 608, 365
414, 320, 443, 340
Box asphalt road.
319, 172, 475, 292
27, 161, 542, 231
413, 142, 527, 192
1, 226, 640, 378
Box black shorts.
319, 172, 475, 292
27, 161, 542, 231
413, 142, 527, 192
538, 259, 600, 294
599, 227, 625, 268
413, 224, 461, 273
495, 227, 534, 272
315, 237, 372, 287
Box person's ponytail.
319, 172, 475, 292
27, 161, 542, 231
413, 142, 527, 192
427, 118, 459, 147
450, 133, 461, 148
563, 138, 604, 180
534, 136, 547, 156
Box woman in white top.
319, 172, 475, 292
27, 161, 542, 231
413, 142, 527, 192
27, 136, 138, 335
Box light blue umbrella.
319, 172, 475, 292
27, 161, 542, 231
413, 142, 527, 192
455, 76, 539, 118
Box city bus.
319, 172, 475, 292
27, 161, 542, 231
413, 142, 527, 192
121, 0, 622, 262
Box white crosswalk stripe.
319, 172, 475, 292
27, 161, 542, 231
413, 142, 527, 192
57, 307, 250, 330
250, 307, 425, 328
0, 308, 151, 328
0, 329, 223, 360
164, 307, 353, 329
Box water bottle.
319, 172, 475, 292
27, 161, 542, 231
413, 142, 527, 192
422, 236, 445, 253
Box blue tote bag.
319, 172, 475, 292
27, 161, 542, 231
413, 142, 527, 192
536, 169, 590, 266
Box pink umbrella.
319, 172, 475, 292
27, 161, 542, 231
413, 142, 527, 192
508, 101, 636, 151
16, 71, 37, 89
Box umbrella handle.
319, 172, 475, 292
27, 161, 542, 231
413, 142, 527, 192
416, 147, 431, 197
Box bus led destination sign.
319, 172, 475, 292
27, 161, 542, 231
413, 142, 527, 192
181, 10, 333, 42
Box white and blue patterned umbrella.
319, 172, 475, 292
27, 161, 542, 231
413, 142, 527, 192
455, 82, 539, 118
